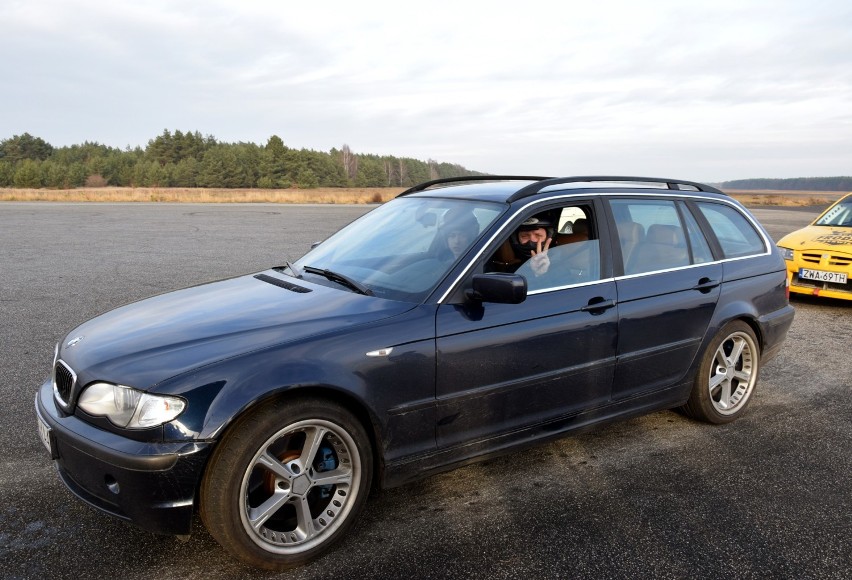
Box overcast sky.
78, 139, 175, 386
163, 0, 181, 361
1, 0, 850, 182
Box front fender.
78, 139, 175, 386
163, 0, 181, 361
158, 305, 438, 465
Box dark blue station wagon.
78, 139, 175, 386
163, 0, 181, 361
35, 176, 795, 569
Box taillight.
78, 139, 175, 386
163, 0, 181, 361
785, 275, 790, 300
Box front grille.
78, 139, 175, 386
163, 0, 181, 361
795, 251, 852, 294
53, 360, 77, 408
801, 252, 852, 267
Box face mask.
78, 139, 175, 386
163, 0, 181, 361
510, 239, 538, 259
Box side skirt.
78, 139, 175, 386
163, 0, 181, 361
381, 381, 690, 489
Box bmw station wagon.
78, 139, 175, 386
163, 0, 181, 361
35, 176, 794, 569
776, 192, 852, 300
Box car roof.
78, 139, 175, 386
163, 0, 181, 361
403, 180, 539, 203
399, 175, 727, 204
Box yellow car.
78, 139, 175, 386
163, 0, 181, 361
777, 193, 852, 300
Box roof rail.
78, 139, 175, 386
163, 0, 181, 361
506, 176, 724, 202
398, 175, 550, 197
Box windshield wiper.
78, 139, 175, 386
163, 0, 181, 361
303, 266, 374, 296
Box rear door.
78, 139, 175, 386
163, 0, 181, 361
608, 197, 721, 399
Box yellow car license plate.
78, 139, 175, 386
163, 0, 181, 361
799, 268, 848, 284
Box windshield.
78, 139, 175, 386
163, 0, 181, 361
294, 197, 504, 301
815, 197, 852, 227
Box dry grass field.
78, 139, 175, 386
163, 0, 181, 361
723, 189, 845, 207
0, 187, 405, 204
0, 186, 846, 206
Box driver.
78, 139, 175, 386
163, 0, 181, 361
509, 216, 554, 276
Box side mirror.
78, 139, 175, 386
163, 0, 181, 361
467, 273, 527, 304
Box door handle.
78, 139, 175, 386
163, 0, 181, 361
692, 277, 720, 292
580, 298, 616, 313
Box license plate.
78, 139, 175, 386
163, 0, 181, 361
37, 412, 54, 457
799, 268, 848, 284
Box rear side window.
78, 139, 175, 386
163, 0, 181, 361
696, 203, 766, 258
682, 207, 714, 264
611, 199, 690, 275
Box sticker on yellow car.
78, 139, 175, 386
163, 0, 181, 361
813, 232, 852, 246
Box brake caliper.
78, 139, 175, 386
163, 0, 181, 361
313, 443, 337, 501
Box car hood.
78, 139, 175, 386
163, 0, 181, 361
778, 225, 852, 253
58, 271, 414, 389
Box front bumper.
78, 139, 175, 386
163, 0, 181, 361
35, 379, 213, 536
784, 258, 852, 301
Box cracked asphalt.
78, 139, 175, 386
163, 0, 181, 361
1, 203, 849, 579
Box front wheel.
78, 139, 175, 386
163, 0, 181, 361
200, 397, 373, 570
682, 321, 760, 424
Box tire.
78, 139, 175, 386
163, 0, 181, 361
682, 320, 760, 424
200, 397, 373, 570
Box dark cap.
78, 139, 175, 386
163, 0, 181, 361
517, 216, 553, 231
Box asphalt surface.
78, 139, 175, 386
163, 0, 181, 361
1, 203, 850, 580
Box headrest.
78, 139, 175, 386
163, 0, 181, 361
646, 224, 682, 245
618, 221, 643, 240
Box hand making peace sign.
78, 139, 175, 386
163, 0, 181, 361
529, 237, 552, 276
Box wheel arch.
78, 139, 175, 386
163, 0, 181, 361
738, 315, 765, 355
203, 384, 386, 496
677, 309, 764, 407
708, 295, 766, 356
712, 314, 765, 356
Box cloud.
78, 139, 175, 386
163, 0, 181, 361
1, 0, 851, 180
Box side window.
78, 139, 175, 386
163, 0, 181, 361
696, 202, 766, 258
488, 204, 602, 292
681, 205, 714, 264
611, 199, 689, 275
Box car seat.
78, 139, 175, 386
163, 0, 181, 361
626, 223, 688, 275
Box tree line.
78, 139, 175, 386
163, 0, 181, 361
721, 177, 852, 191
0, 131, 481, 189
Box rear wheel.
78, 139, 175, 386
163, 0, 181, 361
682, 320, 760, 424
200, 397, 372, 570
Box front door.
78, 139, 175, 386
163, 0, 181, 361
435, 283, 617, 448
434, 201, 617, 449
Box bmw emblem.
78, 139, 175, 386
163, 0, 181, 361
66, 336, 84, 347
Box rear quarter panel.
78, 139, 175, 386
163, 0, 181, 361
706, 250, 792, 360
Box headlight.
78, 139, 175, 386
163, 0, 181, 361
77, 382, 186, 429
778, 247, 794, 261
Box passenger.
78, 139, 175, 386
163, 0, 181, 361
438, 208, 480, 261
